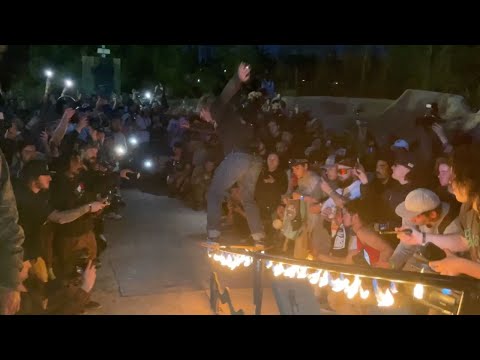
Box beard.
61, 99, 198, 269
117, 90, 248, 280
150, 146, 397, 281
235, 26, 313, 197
376, 172, 388, 180
338, 177, 354, 189
34, 180, 49, 192
84, 159, 97, 171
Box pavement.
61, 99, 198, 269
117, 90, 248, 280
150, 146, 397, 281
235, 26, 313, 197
90, 189, 279, 315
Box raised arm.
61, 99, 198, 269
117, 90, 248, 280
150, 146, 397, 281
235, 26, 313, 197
218, 62, 250, 106
50, 108, 76, 147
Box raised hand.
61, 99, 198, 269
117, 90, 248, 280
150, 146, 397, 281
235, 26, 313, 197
238, 62, 251, 83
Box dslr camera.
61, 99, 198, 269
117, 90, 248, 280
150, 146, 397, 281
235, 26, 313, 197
103, 189, 126, 211
416, 102, 441, 128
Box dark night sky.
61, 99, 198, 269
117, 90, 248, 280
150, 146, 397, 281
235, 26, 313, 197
260, 45, 386, 57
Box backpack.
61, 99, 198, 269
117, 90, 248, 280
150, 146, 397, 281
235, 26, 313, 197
438, 204, 458, 235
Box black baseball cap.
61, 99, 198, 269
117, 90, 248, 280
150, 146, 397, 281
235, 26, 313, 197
394, 151, 417, 170
20, 160, 51, 181
289, 159, 309, 167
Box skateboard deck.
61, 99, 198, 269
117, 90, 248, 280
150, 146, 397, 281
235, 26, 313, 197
201, 242, 273, 252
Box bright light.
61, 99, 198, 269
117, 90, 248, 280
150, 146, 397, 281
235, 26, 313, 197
308, 270, 321, 285
129, 137, 138, 146
390, 282, 399, 294
223, 69, 227, 73
197, 79, 201, 83
359, 286, 370, 300
345, 276, 361, 299
145, 92, 152, 99
302, 79, 306, 82
115, 146, 126, 156
318, 271, 330, 288
377, 289, 395, 307
64, 79, 74, 88
44, 69, 53, 78
334, 81, 339, 85
144, 160, 153, 169
413, 284, 424, 300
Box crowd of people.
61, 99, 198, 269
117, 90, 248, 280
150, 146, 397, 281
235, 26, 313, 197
0, 80, 170, 314
189, 63, 480, 313
2, 60, 480, 315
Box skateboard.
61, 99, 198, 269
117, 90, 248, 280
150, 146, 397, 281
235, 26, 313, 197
201, 242, 273, 252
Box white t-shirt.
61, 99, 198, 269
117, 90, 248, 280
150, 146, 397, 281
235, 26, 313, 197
322, 180, 362, 211
135, 116, 151, 144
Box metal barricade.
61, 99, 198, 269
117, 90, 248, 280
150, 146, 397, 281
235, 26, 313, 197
207, 248, 480, 315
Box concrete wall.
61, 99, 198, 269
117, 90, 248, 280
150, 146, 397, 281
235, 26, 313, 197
283, 95, 394, 132
285, 90, 475, 145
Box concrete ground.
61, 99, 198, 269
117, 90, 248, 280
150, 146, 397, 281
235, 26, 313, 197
90, 189, 279, 315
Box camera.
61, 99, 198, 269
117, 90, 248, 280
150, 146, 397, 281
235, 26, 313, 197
104, 189, 126, 210
416, 102, 441, 128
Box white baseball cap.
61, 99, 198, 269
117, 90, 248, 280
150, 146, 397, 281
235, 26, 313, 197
395, 188, 441, 219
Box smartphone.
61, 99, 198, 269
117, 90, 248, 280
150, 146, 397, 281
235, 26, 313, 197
421, 242, 446, 261
355, 157, 360, 169
127, 172, 141, 181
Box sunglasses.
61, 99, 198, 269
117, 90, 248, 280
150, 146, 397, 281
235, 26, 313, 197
337, 168, 351, 176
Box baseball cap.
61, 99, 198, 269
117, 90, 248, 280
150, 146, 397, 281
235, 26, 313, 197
321, 155, 336, 169
395, 188, 441, 219
20, 160, 51, 181
337, 158, 355, 169
78, 103, 93, 112
391, 139, 409, 151
393, 151, 416, 170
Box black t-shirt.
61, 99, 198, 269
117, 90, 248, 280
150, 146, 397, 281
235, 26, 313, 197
255, 167, 288, 211
13, 184, 53, 260
436, 185, 461, 217
212, 102, 256, 155
80, 168, 117, 198
378, 181, 416, 247
50, 174, 94, 237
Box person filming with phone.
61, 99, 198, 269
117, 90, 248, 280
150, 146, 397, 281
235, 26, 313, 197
396, 144, 480, 279
389, 188, 461, 270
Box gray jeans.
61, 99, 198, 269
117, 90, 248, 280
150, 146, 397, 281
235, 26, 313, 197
207, 152, 264, 240
389, 242, 419, 270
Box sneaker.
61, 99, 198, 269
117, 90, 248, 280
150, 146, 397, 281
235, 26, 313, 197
206, 237, 220, 246
253, 240, 266, 251
84, 301, 103, 310
106, 213, 123, 220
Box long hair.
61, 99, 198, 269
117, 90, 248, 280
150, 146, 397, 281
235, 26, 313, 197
196, 93, 216, 113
